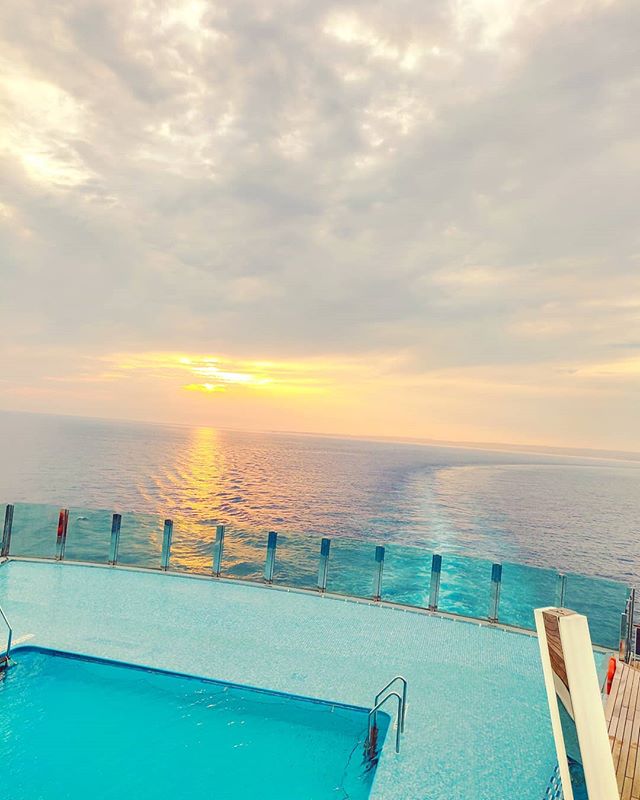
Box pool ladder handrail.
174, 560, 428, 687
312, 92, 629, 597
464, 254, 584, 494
365, 676, 408, 758
375, 675, 407, 733
366, 692, 403, 756
0, 602, 12, 670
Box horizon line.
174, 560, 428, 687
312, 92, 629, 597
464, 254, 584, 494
1, 405, 639, 465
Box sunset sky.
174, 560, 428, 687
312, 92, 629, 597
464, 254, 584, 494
1, 0, 639, 449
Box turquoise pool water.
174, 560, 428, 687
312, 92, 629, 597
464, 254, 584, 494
0, 648, 385, 800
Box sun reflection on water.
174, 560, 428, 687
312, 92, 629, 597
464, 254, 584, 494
162, 426, 225, 571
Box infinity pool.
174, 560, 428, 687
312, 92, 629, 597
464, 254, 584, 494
0, 560, 565, 798
0, 648, 385, 800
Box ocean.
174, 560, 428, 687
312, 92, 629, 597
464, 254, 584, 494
1, 409, 638, 585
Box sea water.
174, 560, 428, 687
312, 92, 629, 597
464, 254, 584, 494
1, 410, 638, 586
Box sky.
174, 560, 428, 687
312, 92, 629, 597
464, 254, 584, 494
0, 0, 639, 450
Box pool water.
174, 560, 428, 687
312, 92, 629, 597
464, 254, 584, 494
0, 648, 386, 800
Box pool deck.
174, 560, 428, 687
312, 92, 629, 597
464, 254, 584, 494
0, 558, 557, 800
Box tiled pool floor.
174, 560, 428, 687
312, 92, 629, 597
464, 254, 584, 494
0, 559, 556, 799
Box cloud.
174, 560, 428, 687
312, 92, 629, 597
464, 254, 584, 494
0, 0, 639, 446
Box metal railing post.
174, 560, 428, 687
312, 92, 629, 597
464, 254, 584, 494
1, 504, 14, 557
620, 611, 629, 661
488, 563, 502, 622
555, 573, 567, 608
372, 545, 385, 601
264, 531, 277, 583
55, 508, 69, 560
623, 591, 636, 663
212, 524, 225, 577
317, 537, 330, 592
428, 554, 442, 611
108, 513, 121, 565
161, 519, 173, 571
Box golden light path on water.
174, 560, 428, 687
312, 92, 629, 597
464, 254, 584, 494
134, 426, 226, 571
137, 424, 328, 573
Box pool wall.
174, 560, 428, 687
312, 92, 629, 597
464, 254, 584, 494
9, 643, 387, 722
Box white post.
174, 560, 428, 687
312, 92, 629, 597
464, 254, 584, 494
535, 607, 619, 800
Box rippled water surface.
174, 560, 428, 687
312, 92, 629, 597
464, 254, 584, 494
0, 649, 378, 800
1, 410, 639, 586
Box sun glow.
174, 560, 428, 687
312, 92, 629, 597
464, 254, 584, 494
105, 352, 342, 395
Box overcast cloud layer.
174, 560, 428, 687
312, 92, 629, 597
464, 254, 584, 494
0, 0, 639, 448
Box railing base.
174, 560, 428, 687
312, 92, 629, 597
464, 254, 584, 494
0, 555, 620, 653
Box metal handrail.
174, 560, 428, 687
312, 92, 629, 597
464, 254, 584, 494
374, 675, 407, 732
0, 602, 12, 665
366, 690, 403, 756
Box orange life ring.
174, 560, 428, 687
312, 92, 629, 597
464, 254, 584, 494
606, 657, 617, 694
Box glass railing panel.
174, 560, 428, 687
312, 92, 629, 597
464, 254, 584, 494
116, 511, 165, 569
218, 527, 267, 582
564, 573, 629, 649
168, 514, 216, 575
380, 542, 432, 607
272, 531, 319, 590
2, 500, 631, 649
7, 502, 60, 558
437, 554, 495, 619
325, 537, 377, 598
499, 562, 558, 631
64, 507, 113, 564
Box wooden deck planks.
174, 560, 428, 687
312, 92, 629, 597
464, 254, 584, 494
617, 670, 636, 785
606, 662, 640, 800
